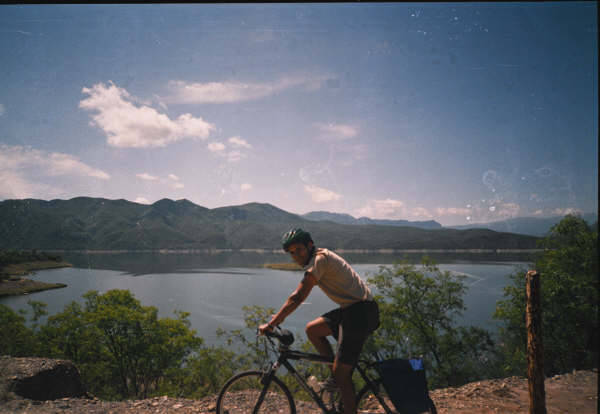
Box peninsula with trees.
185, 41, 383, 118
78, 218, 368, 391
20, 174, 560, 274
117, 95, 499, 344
0, 250, 70, 296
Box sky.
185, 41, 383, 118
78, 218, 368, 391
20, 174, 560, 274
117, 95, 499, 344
0, 3, 597, 226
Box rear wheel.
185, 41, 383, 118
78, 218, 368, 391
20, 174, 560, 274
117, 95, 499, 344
356, 379, 390, 413
216, 370, 296, 414
426, 396, 437, 414
355, 381, 437, 413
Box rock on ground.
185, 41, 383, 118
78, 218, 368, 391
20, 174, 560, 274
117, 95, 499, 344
0, 356, 87, 401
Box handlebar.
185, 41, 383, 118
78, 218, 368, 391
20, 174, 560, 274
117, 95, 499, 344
263, 326, 295, 347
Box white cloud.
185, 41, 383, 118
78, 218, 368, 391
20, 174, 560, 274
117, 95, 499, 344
453, 201, 522, 222
227, 150, 247, 162
304, 185, 342, 203
44, 153, 108, 179
241, 183, 253, 191
208, 142, 226, 152
528, 207, 582, 218
79, 81, 215, 148
135, 197, 150, 204
135, 172, 184, 189
208, 142, 247, 163
228, 136, 252, 148
435, 207, 472, 216
0, 144, 109, 180
356, 199, 405, 219
0, 169, 58, 200
0, 144, 110, 199
136, 173, 158, 181
495, 202, 521, 218
315, 123, 358, 140
409, 207, 434, 219
551, 207, 583, 216
166, 75, 327, 104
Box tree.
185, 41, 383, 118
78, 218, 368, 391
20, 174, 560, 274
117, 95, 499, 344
83, 290, 203, 398
217, 304, 277, 369
159, 345, 239, 399
367, 258, 496, 388
494, 214, 598, 376
38, 300, 115, 397
0, 304, 36, 356
216, 304, 327, 401
40, 289, 203, 399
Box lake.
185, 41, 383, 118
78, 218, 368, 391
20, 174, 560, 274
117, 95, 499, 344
0, 251, 531, 345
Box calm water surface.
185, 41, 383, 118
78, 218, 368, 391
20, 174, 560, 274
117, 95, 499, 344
0, 252, 529, 345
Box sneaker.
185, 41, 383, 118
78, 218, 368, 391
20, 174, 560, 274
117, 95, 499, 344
319, 377, 339, 392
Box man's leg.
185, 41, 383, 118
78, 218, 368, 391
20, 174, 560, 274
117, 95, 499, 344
335, 301, 379, 414
305, 317, 335, 360
333, 360, 355, 414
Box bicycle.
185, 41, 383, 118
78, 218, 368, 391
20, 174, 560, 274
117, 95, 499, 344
216, 326, 437, 414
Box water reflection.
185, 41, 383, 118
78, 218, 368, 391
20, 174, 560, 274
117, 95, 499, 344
63, 250, 537, 276
1, 254, 532, 346
63, 251, 286, 276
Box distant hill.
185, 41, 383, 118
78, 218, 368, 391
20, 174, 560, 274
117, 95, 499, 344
447, 214, 598, 237
0, 197, 539, 250
303, 211, 442, 230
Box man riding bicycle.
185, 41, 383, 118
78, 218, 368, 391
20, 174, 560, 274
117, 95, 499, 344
259, 228, 380, 414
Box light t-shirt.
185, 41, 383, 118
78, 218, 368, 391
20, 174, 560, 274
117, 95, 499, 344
303, 248, 373, 307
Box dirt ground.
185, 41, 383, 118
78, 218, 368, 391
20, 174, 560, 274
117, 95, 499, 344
429, 369, 598, 414
1, 369, 596, 413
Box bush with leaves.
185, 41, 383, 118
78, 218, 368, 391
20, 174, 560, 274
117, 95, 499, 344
0, 304, 37, 356
367, 259, 497, 389
216, 304, 333, 401
158, 345, 240, 399
216, 304, 277, 370
494, 214, 598, 376
39, 289, 203, 399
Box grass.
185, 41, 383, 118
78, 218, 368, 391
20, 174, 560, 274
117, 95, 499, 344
263, 262, 303, 271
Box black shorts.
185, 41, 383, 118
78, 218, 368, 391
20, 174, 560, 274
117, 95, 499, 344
321, 300, 380, 366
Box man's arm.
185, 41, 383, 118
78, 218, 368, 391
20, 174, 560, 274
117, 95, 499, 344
259, 272, 318, 334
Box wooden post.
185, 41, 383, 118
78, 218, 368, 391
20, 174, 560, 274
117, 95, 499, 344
526, 270, 547, 414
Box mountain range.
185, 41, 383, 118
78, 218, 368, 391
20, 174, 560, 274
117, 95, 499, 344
302, 211, 442, 229
447, 214, 598, 237
302, 210, 597, 237
0, 197, 540, 251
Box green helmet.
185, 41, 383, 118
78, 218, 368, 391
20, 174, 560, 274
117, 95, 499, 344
281, 228, 313, 251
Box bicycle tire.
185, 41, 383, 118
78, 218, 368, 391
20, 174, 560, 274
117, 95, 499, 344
426, 396, 437, 414
355, 380, 437, 414
356, 379, 389, 413
216, 370, 296, 414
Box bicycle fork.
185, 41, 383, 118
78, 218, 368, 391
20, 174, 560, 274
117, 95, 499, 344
252, 361, 283, 414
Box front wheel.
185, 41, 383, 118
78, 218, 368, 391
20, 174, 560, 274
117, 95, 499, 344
216, 370, 296, 414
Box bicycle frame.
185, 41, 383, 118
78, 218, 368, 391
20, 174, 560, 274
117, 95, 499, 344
265, 346, 395, 414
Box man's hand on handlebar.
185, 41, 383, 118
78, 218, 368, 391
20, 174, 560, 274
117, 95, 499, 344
258, 322, 275, 335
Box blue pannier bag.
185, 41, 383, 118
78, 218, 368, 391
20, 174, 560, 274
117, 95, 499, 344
375, 358, 433, 414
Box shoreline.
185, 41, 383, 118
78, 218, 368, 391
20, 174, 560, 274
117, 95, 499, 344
263, 262, 302, 271
0, 261, 71, 297
36, 248, 544, 254
2, 260, 73, 276
0, 278, 67, 297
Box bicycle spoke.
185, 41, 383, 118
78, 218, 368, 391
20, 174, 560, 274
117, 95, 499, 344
217, 371, 295, 414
